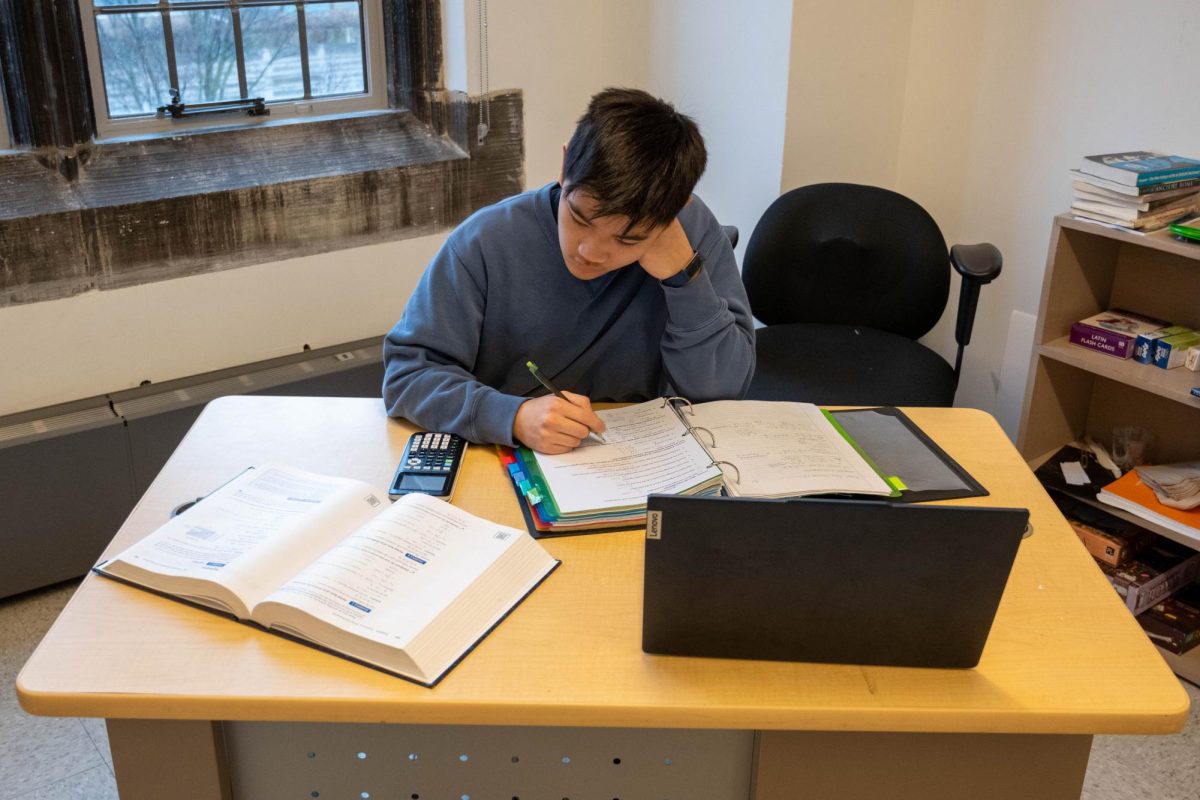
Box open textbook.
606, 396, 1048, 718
501, 398, 901, 534
95, 463, 559, 687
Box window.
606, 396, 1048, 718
1, 0, 525, 307
78, 0, 388, 138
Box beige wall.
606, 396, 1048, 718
902, 0, 1200, 432
781, 0, 1200, 434
476, 0, 652, 188
644, 0, 793, 265
782, 0, 915, 190
6, 0, 1199, 435
0, 238, 440, 417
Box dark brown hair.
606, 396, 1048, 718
562, 87, 707, 232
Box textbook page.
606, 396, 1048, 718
690, 401, 893, 498
101, 464, 386, 616
253, 493, 538, 649
531, 400, 723, 514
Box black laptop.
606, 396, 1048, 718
642, 495, 1029, 669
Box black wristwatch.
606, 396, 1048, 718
661, 252, 704, 287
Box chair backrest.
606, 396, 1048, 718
742, 183, 950, 340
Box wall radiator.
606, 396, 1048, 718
0, 338, 385, 599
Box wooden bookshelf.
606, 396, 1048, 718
1018, 214, 1200, 684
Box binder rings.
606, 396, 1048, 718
501, 399, 986, 537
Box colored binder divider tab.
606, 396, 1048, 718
514, 447, 564, 520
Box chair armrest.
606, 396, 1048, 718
949, 242, 1002, 364
950, 242, 1002, 284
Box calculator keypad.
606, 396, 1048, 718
405, 433, 465, 473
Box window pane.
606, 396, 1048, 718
241, 5, 303, 102
305, 2, 365, 98
170, 8, 241, 104
96, 12, 170, 117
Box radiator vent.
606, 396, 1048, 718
109, 343, 381, 421
0, 337, 385, 599
0, 402, 118, 445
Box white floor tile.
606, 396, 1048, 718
0, 582, 110, 800
9, 765, 118, 800
0, 715, 105, 800
78, 717, 113, 773
0, 582, 77, 680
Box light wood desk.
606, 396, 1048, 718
17, 397, 1189, 800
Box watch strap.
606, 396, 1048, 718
661, 252, 704, 287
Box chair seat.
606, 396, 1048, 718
746, 323, 957, 406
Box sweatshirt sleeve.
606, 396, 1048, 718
382, 239, 526, 445
657, 201, 756, 401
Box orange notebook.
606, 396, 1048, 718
1099, 470, 1200, 541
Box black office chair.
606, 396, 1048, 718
741, 183, 1001, 406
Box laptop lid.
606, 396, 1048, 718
642, 495, 1028, 669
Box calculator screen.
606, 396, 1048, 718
396, 473, 449, 493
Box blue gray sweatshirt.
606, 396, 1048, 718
382, 182, 755, 446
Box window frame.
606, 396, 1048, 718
77, 0, 390, 140
0, 65, 9, 150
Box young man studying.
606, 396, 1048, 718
383, 88, 755, 453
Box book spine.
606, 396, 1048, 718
1136, 167, 1200, 187
1070, 322, 1134, 359
1070, 170, 1200, 196
1139, 177, 1200, 194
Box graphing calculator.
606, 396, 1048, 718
388, 431, 468, 500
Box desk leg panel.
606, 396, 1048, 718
224, 722, 754, 799
752, 731, 1092, 800
107, 719, 232, 800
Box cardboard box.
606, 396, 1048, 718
1185, 345, 1200, 372
1096, 540, 1200, 615
1070, 309, 1171, 360
1068, 519, 1149, 567
1134, 326, 1189, 364
1152, 330, 1200, 369
1137, 582, 1200, 655
1047, 490, 1151, 566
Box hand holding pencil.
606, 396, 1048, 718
512, 361, 608, 454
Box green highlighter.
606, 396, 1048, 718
1169, 216, 1200, 243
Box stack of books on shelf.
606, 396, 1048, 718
1099, 467, 1200, 545
1070, 150, 1200, 232
1069, 308, 1200, 371
1036, 446, 1200, 656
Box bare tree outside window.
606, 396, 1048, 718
85, 1, 371, 124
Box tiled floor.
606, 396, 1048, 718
2, 581, 116, 800
3, 580, 1199, 800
